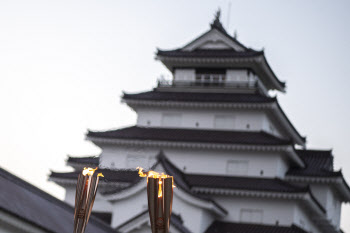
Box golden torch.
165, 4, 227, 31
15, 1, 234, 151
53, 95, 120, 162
73, 167, 104, 233
137, 167, 175, 233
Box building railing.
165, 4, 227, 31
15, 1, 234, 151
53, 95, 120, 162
157, 77, 257, 89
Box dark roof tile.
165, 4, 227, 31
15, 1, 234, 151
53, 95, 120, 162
287, 150, 341, 177
157, 49, 263, 58
0, 167, 116, 233
123, 90, 275, 103
87, 126, 291, 146
205, 221, 307, 233
185, 175, 307, 193
67, 156, 99, 166
50, 169, 140, 184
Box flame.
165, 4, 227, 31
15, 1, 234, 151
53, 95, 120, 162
82, 167, 103, 177
136, 167, 176, 198
158, 180, 163, 197
136, 167, 171, 179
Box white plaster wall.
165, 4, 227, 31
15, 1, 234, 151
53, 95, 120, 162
110, 184, 213, 233
226, 69, 249, 82
100, 145, 157, 169
310, 184, 341, 228
111, 187, 148, 228
215, 196, 294, 226
171, 191, 215, 233
293, 204, 323, 233
174, 69, 195, 82
99, 145, 289, 178
135, 106, 285, 139
136, 107, 273, 132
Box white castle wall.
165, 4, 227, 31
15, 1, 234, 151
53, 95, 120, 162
216, 196, 323, 233
99, 145, 290, 178
311, 184, 341, 228
135, 106, 285, 138
108, 183, 215, 233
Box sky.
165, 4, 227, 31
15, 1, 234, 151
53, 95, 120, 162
0, 0, 350, 231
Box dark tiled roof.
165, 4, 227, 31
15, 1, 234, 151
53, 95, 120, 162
87, 126, 291, 146
123, 91, 275, 103
67, 156, 99, 166
92, 212, 112, 225
122, 91, 305, 145
0, 167, 116, 233
185, 175, 308, 193
171, 213, 193, 233
53, 155, 307, 194
50, 152, 326, 213
205, 221, 307, 233
159, 152, 325, 214
157, 49, 263, 58
287, 150, 341, 177
50, 169, 140, 184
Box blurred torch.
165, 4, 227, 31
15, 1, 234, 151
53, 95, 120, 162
137, 167, 175, 233
73, 167, 104, 233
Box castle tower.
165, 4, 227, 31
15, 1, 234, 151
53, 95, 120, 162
50, 12, 350, 233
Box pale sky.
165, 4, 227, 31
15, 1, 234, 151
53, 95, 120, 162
1, 0, 350, 231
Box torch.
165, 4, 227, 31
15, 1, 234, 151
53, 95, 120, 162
137, 167, 175, 233
73, 167, 103, 233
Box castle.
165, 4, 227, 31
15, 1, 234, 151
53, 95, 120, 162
50, 13, 350, 233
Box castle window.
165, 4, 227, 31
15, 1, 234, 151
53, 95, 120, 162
226, 160, 248, 175
240, 209, 263, 223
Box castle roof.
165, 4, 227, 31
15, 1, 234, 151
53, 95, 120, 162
116, 209, 193, 233
288, 150, 338, 177
66, 156, 99, 167
155, 17, 286, 92
0, 167, 116, 233
87, 126, 291, 146
123, 90, 275, 103
122, 91, 306, 146
62, 150, 345, 181
50, 152, 325, 214
205, 221, 308, 233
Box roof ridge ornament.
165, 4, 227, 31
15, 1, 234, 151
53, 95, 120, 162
210, 8, 226, 33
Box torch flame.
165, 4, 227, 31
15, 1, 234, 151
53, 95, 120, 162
136, 167, 176, 198
82, 167, 103, 177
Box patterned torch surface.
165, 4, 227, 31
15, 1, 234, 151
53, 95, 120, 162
137, 167, 175, 233
73, 167, 103, 233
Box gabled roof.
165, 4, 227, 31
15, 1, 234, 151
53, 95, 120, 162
0, 167, 116, 233
205, 221, 308, 233
116, 210, 192, 233
155, 17, 286, 91
286, 149, 350, 202
87, 126, 291, 146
